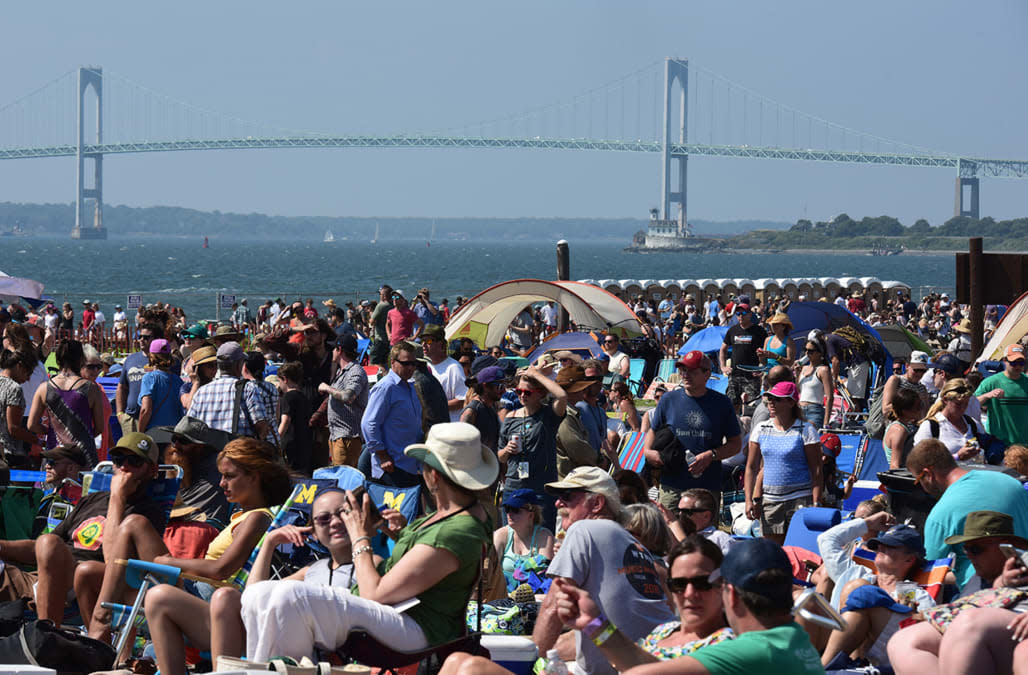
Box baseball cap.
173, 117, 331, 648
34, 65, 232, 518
820, 432, 842, 458
216, 341, 245, 362
909, 351, 930, 366
470, 365, 505, 386
42, 444, 89, 467
555, 364, 592, 392
717, 538, 792, 601
867, 524, 926, 559
761, 381, 799, 401
148, 338, 172, 355
677, 350, 710, 370
544, 466, 622, 512
1006, 344, 1026, 362
422, 325, 445, 341
928, 352, 963, 376
111, 432, 159, 465
734, 303, 751, 314
181, 323, 209, 340
501, 488, 546, 510
335, 333, 358, 353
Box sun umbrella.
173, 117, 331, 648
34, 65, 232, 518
678, 326, 729, 355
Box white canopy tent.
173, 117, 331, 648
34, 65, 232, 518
445, 279, 643, 348
0, 271, 44, 304
977, 291, 1028, 363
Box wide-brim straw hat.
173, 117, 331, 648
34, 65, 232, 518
955, 318, 973, 334
405, 422, 499, 490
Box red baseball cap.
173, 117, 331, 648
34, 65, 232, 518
820, 433, 842, 458
677, 350, 710, 370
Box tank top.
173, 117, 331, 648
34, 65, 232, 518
883, 420, 918, 466
502, 525, 544, 589
764, 338, 788, 368
797, 366, 826, 405
45, 377, 97, 466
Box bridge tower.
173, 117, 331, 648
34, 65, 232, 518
660, 58, 689, 234
955, 160, 980, 219
71, 67, 106, 240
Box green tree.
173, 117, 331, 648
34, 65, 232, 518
908, 218, 932, 235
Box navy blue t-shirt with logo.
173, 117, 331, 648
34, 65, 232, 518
649, 388, 741, 491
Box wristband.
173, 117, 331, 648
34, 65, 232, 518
353, 545, 374, 557
591, 621, 616, 647
352, 535, 371, 546
583, 615, 608, 640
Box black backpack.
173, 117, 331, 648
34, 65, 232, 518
0, 619, 116, 675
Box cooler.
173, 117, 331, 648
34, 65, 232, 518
480, 635, 538, 675
876, 469, 936, 531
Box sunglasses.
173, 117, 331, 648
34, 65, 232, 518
515, 388, 541, 396
504, 505, 526, 514
84, 363, 103, 370
394, 359, 418, 366
804, 348, 819, 354
667, 575, 718, 593
963, 542, 990, 557
312, 507, 347, 528
110, 453, 147, 468
138, 334, 154, 341
551, 488, 584, 503
678, 507, 710, 515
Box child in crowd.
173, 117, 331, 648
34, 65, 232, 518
277, 361, 313, 474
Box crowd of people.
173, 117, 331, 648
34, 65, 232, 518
1, 280, 1028, 675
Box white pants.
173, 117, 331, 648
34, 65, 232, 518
241, 580, 428, 661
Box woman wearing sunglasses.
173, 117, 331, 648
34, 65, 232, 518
88, 437, 290, 650
498, 365, 567, 530
552, 535, 732, 670
493, 488, 555, 591
797, 338, 834, 429
912, 378, 984, 463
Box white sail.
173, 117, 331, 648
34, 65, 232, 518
323, 230, 335, 243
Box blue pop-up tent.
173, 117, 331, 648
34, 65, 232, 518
527, 332, 603, 363
677, 326, 729, 355
785, 301, 892, 375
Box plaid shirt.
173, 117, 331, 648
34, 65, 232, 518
187, 373, 267, 437
252, 379, 280, 446
327, 360, 369, 440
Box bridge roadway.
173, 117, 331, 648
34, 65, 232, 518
0, 135, 1025, 179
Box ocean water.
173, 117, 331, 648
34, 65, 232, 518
1, 236, 955, 320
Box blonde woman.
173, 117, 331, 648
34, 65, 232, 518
912, 378, 983, 462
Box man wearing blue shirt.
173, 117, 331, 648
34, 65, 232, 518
643, 350, 742, 517
361, 341, 424, 487
412, 287, 443, 326
115, 322, 163, 435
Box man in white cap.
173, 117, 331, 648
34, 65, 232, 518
533, 467, 674, 675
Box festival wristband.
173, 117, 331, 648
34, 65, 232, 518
584, 614, 610, 640
352, 536, 371, 546
591, 621, 616, 647
353, 545, 374, 557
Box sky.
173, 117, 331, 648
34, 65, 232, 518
1, 1, 1026, 226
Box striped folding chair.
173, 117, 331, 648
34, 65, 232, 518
617, 431, 647, 474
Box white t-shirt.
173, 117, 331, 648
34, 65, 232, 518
43, 312, 58, 331
93, 311, 106, 326
429, 357, 469, 422
912, 413, 984, 463
113, 310, 127, 324
608, 350, 629, 377
541, 304, 558, 328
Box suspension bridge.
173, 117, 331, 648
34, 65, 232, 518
1, 58, 1025, 239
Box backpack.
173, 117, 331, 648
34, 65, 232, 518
865, 387, 887, 439
928, 415, 1006, 464
0, 619, 116, 674
832, 325, 886, 365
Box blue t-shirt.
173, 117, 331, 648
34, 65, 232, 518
925, 469, 1028, 588
413, 300, 443, 326
575, 401, 606, 451
751, 418, 819, 502
119, 351, 151, 418
649, 388, 740, 491
138, 370, 185, 428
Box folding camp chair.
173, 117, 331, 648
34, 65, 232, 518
627, 358, 647, 397
656, 358, 677, 381
616, 431, 646, 474
851, 549, 954, 602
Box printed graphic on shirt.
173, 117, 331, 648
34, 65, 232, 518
619, 543, 663, 599
733, 335, 753, 345
72, 516, 106, 550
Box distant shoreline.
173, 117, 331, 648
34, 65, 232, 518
722, 247, 956, 256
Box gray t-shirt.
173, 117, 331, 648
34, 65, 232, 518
0, 375, 26, 459
547, 518, 674, 675
305, 557, 356, 589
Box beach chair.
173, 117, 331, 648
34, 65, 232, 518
616, 431, 647, 474
851, 549, 954, 601
783, 506, 847, 555
656, 358, 677, 382
627, 358, 647, 396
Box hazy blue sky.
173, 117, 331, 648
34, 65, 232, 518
1, 1, 1026, 225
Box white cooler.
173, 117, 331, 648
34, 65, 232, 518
481, 635, 538, 675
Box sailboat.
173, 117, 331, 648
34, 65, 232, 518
371, 222, 379, 245
427, 219, 436, 247
323, 229, 335, 243
203, 236, 209, 249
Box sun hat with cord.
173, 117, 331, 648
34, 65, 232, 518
190, 345, 217, 367
768, 312, 793, 332
404, 422, 499, 491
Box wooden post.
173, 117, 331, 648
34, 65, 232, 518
556, 240, 570, 333
969, 237, 984, 360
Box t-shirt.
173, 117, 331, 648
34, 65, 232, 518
52, 491, 167, 564
368, 511, 490, 646
429, 357, 469, 423
499, 405, 562, 492
280, 389, 313, 472
574, 401, 606, 451
752, 418, 819, 502
0, 374, 26, 459
912, 413, 982, 462
509, 311, 535, 349
925, 469, 1028, 587
541, 304, 558, 328
648, 388, 741, 491
608, 351, 629, 377
463, 399, 500, 452
975, 371, 1028, 446
387, 307, 419, 345
305, 557, 356, 589
371, 300, 393, 342
119, 351, 151, 418
723, 324, 767, 370
547, 518, 675, 675
177, 477, 231, 525
691, 622, 824, 675
138, 369, 185, 428
413, 299, 443, 326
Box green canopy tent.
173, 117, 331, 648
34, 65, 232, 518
873, 324, 932, 361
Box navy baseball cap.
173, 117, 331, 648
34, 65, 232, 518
716, 538, 792, 600
471, 354, 499, 375
928, 353, 963, 376
867, 524, 926, 559
501, 488, 546, 510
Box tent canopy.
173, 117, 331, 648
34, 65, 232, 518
0, 271, 44, 303
785, 301, 892, 374
873, 325, 932, 361
978, 291, 1028, 363
445, 279, 642, 348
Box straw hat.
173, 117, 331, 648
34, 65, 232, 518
768, 312, 793, 331
955, 318, 973, 334
323, 299, 338, 308
404, 423, 499, 490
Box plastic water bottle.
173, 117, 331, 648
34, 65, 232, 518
542, 649, 570, 675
